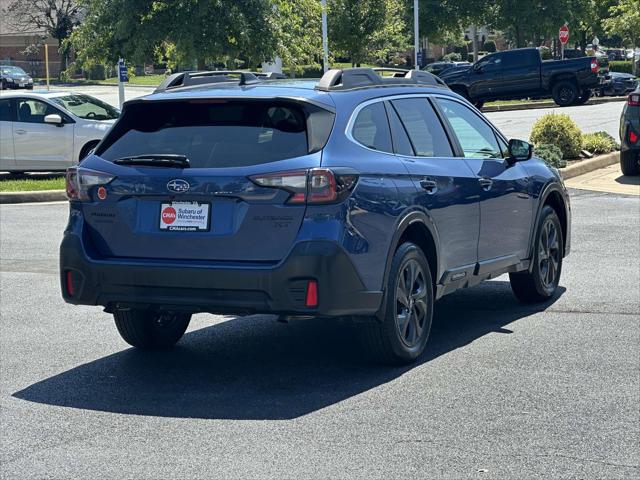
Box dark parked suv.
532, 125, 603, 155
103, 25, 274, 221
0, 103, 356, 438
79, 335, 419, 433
60, 68, 571, 364
620, 87, 640, 175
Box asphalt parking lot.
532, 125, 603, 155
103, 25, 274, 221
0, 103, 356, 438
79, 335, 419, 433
0, 189, 638, 479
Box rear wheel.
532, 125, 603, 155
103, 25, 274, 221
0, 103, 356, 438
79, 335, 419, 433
552, 81, 578, 107
620, 150, 639, 176
510, 206, 563, 303
114, 309, 191, 349
358, 243, 434, 365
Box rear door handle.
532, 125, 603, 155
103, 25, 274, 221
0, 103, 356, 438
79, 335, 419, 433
14, 129, 27, 135
419, 178, 438, 194
478, 177, 493, 191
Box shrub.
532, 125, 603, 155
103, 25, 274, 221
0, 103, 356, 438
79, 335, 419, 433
84, 63, 106, 80
442, 52, 462, 62
534, 143, 566, 168
609, 61, 633, 74
582, 131, 619, 154
530, 113, 583, 159
483, 40, 496, 53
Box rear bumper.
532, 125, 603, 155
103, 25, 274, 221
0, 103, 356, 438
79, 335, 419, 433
60, 233, 382, 317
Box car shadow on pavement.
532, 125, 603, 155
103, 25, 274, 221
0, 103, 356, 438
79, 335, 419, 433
614, 174, 640, 186
13, 280, 565, 420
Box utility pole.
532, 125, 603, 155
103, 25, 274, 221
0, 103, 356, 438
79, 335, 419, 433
44, 43, 50, 91
413, 0, 419, 69
321, 0, 329, 72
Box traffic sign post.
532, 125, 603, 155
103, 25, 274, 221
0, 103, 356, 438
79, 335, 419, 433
117, 59, 128, 109
559, 25, 569, 60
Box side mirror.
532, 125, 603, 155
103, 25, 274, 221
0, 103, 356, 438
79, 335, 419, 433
44, 114, 63, 126
508, 139, 533, 163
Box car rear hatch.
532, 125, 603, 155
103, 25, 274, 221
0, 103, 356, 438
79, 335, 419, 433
74, 97, 335, 263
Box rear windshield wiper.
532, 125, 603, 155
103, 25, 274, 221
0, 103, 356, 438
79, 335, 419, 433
113, 154, 190, 168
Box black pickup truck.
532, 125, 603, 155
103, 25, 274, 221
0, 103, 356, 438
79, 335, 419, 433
439, 48, 603, 108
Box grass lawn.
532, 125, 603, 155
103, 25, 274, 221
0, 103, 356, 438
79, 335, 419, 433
0, 177, 65, 192
97, 74, 166, 86
486, 99, 554, 107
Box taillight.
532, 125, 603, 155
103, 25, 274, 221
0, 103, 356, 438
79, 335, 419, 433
591, 60, 599, 73
305, 280, 318, 308
629, 93, 640, 107
65, 167, 115, 201
630, 130, 638, 144
250, 168, 358, 205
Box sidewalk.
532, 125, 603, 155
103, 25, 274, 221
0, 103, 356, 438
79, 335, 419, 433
564, 163, 640, 196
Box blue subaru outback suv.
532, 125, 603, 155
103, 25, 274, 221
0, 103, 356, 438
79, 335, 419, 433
60, 68, 571, 364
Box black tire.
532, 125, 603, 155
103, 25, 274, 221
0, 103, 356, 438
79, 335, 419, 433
79, 141, 99, 161
510, 206, 563, 303
358, 242, 434, 365
552, 81, 578, 107
573, 89, 591, 105
473, 100, 485, 110
620, 150, 640, 176
113, 309, 191, 349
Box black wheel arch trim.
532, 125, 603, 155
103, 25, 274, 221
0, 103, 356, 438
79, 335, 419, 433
375, 209, 441, 321
527, 181, 570, 271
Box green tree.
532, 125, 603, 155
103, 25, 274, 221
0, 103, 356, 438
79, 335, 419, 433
270, 0, 323, 74
328, 0, 388, 66
70, 0, 278, 71
603, 0, 640, 47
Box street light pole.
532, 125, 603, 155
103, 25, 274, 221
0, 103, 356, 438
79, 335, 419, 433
413, 0, 419, 69
321, 0, 329, 73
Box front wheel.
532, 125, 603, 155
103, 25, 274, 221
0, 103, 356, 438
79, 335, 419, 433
358, 243, 434, 365
510, 206, 563, 303
114, 309, 192, 349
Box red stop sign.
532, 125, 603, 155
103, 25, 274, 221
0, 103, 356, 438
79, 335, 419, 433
559, 25, 570, 45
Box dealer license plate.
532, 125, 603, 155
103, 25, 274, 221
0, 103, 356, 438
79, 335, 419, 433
159, 202, 210, 232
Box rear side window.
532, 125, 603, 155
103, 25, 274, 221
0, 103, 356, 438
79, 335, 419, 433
97, 100, 334, 168
391, 98, 453, 157
351, 102, 393, 153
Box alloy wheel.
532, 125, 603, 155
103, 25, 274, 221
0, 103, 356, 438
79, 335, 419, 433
538, 219, 561, 291
395, 259, 429, 348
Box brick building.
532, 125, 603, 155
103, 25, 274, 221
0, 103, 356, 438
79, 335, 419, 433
0, 0, 63, 77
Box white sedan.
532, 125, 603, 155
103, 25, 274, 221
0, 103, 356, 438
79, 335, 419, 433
0, 90, 119, 172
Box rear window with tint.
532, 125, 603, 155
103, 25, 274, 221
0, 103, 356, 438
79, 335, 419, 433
96, 100, 333, 168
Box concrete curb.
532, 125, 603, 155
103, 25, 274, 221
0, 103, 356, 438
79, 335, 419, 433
560, 152, 620, 180
483, 96, 626, 112
0, 189, 67, 204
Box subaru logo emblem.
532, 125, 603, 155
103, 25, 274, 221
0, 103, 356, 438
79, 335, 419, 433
167, 179, 190, 193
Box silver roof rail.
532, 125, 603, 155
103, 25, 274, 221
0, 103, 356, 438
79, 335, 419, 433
154, 70, 261, 93
315, 67, 447, 91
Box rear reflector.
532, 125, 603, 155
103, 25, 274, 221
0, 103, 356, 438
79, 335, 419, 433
590, 60, 599, 73
630, 130, 638, 144
66, 271, 75, 296
305, 280, 318, 308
